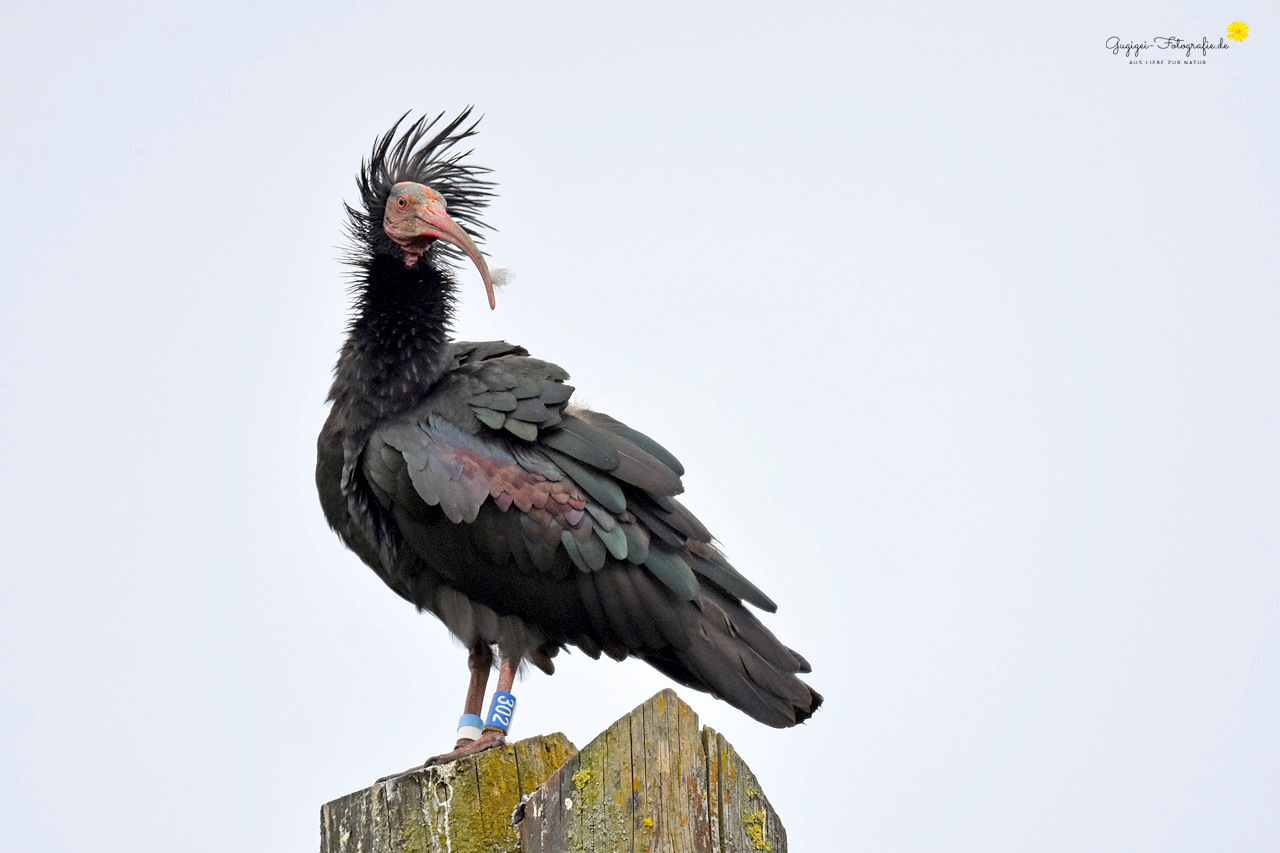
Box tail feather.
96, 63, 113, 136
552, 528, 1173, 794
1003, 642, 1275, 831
640, 586, 822, 727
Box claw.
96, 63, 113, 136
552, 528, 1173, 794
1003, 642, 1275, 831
424, 729, 507, 767
376, 764, 427, 783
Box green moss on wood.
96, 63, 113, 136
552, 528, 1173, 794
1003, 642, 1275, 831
321, 733, 575, 853
325, 693, 790, 853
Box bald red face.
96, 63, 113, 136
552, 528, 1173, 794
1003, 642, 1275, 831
383, 181, 496, 310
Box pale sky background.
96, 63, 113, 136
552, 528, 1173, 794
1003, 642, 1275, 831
1, 1, 1276, 851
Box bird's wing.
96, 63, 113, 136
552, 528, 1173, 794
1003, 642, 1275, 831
359, 342, 777, 614
351, 342, 820, 726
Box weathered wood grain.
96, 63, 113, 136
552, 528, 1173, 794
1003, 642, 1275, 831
321, 732, 575, 853
321, 692, 789, 853
515, 690, 786, 853
704, 727, 786, 853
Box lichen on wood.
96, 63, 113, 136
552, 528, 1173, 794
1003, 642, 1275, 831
321, 691, 789, 853
320, 732, 575, 853
517, 690, 787, 853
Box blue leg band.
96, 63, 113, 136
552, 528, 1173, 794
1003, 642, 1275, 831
457, 714, 485, 741
485, 691, 517, 733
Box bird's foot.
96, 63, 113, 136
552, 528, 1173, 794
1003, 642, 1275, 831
424, 728, 507, 767
376, 765, 422, 783
373, 730, 507, 782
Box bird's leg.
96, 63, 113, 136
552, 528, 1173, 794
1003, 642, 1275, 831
379, 645, 495, 780
455, 645, 494, 747
423, 653, 518, 767
479, 654, 518, 738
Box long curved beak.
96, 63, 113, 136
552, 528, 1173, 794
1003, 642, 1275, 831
419, 203, 497, 310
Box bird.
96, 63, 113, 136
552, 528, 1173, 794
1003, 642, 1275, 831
317, 109, 821, 767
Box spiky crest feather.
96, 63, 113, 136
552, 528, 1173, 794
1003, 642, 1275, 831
343, 108, 496, 272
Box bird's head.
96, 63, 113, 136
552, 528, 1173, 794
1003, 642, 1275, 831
383, 182, 495, 309
346, 108, 498, 309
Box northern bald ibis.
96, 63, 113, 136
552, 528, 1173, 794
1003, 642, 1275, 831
317, 110, 821, 766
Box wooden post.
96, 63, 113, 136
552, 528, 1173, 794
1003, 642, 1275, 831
517, 689, 786, 853
321, 733, 575, 853
321, 689, 787, 853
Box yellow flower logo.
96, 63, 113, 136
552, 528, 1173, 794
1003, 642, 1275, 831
1227, 21, 1249, 42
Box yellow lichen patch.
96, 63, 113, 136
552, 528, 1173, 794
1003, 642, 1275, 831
642, 816, 654, 828
572, 768, 594, 790
744, 808, 772, 851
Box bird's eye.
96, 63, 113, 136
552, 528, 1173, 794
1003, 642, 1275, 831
396, 196, 408, 209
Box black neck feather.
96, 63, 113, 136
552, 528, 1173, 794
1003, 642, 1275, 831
328, 254, 457, 428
